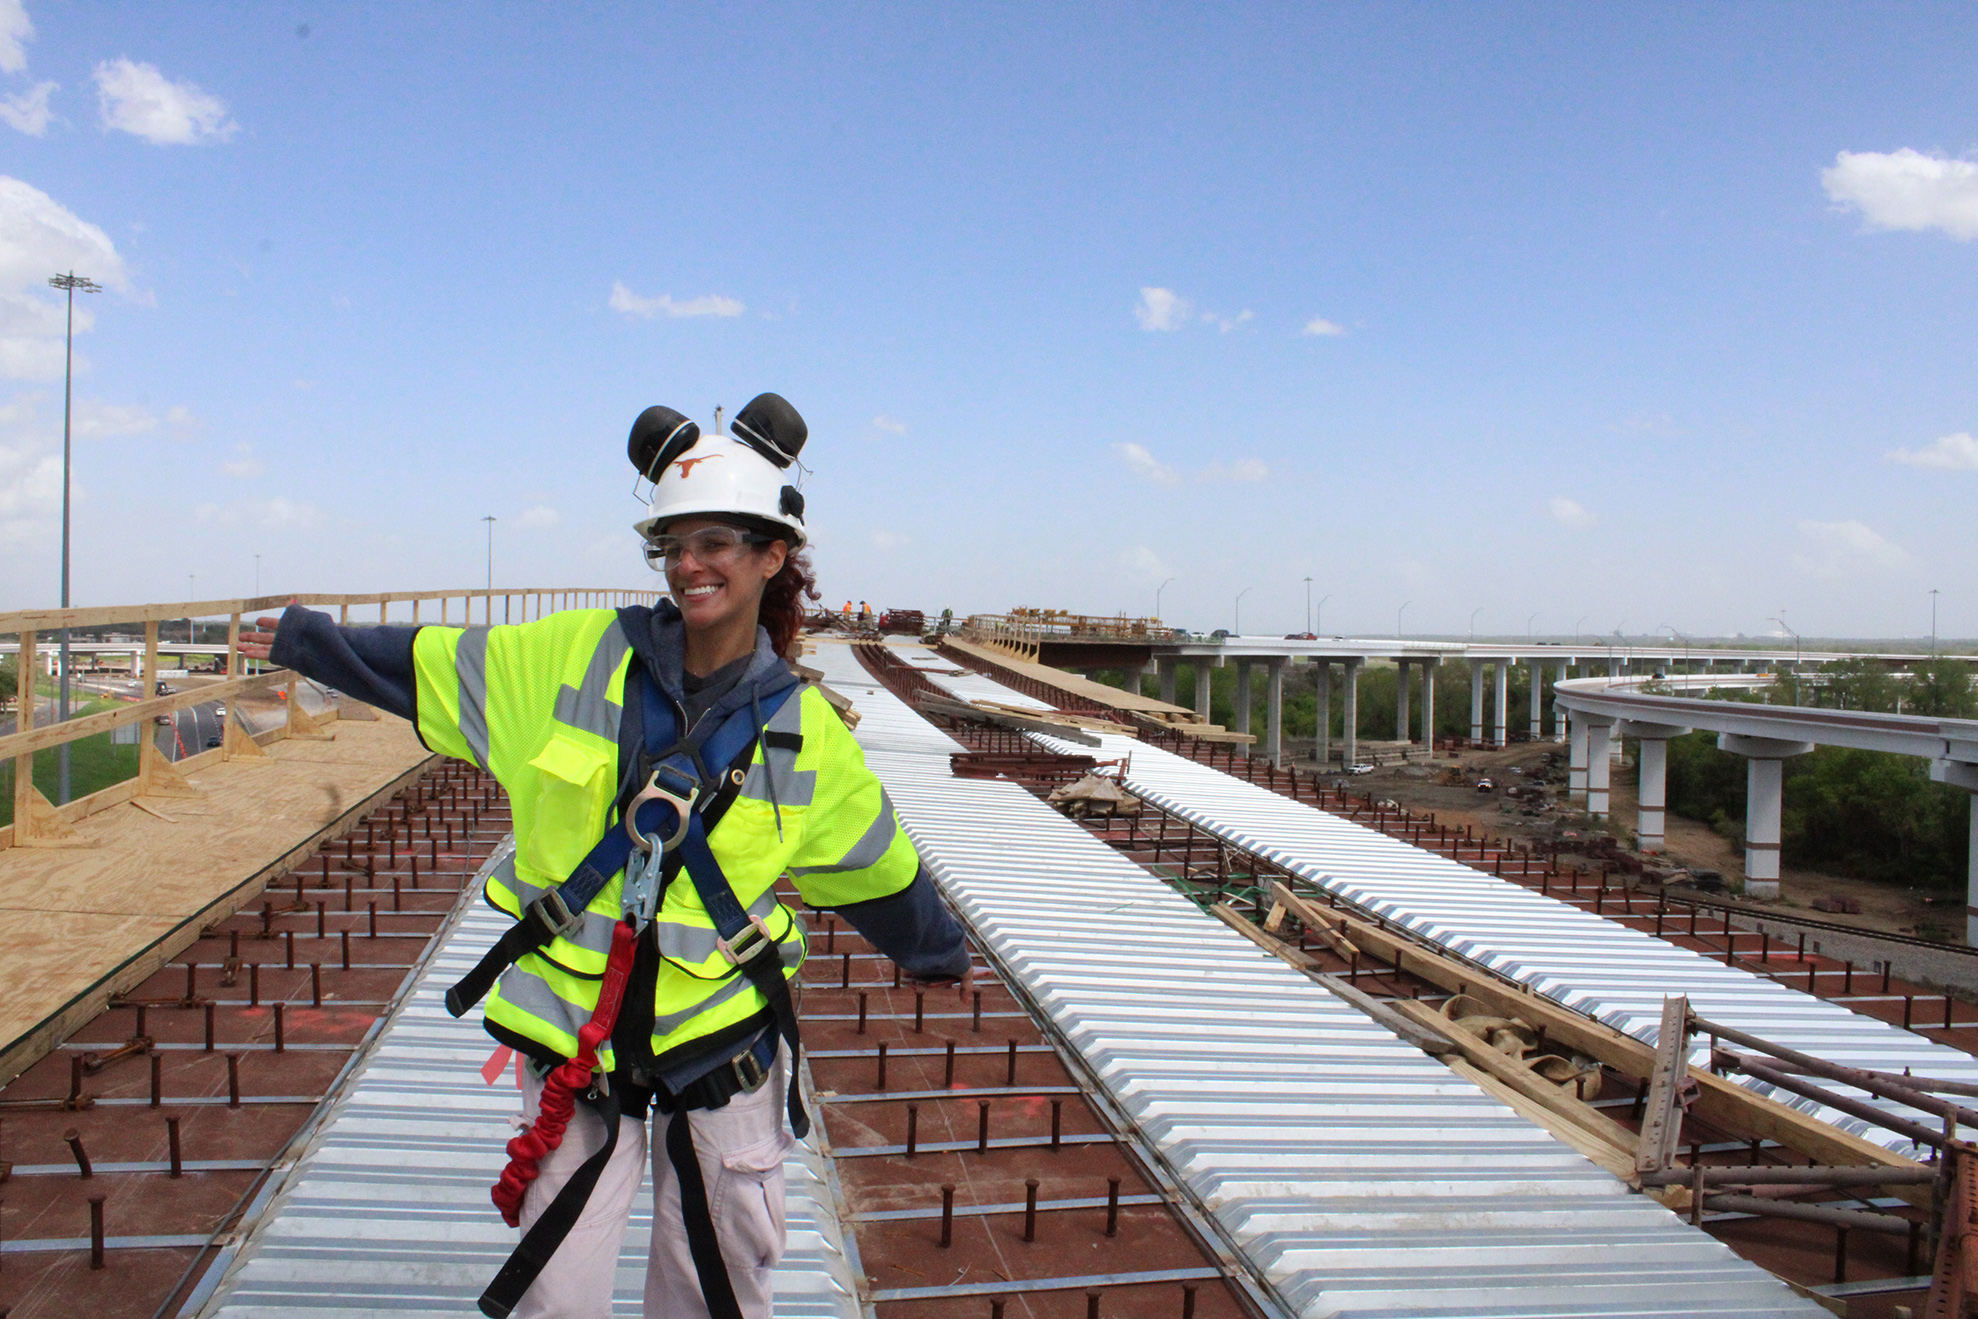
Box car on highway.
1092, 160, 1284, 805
204, 736, 222, 749
1348, 763, 1374, 775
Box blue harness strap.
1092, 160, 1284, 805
444, 659, 799, 1021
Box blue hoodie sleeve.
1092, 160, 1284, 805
825, 863, 973, 981
267, 605, 421, 723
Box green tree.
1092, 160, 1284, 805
1910, 659, 1976, 718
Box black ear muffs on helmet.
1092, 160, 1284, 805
628, 406, 702, 481
730, 393, 807, 469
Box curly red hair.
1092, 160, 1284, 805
760, 548, 819, 659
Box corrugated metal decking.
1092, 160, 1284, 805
196, 844, 866, 1319
818, 642, 1821, 1318
914, 649, 1978, 1156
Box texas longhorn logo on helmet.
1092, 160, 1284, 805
674, 454, 722, 478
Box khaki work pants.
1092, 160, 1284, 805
512, 1055, 793, 1319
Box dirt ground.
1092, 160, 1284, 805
1331, 740, 1966, 945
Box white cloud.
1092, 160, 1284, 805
0, 176, 132, 380
1886, 431, 1978, 471
872, 414, 907, 435
1116, 442, 1267, 486
220, 442, 261, 478
1114, 441, 1182, 486
164, 404, 197, 431
0, 390, 57, 543
1, 80, 55, 136
1201, 457, 1268, 483
73, 399, 157, 439
1204, 309, 1253, 333
1549, 496, 1596, 529
516, 505, 560, 528
1822, 148, 1978, 241
1134, 287, 1191, 332
869, 529, 908, 551
94, 58, 236, 145
1795, 518, 1912, 574
1300, 315, 1347, 337
608, 281, 744, 319
0, 0, 31, 74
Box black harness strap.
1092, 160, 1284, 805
666, 1108, 747, 1319
478, 1088, 624, 1319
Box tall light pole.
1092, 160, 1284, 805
1315, 594, 1331, 636
48, 271, 101, 805
1155, 577, 1175, 621
482, 515, 497, 623
1526, 611, 1539, 640
187, 575, 195, 645
1397, 601, 1411, 640
1234, 586, 1252, 634
1931, 588, 1940, 657
1469, 606, 1483, 640
1769, 616, 1801, 704
1303, 576, 1313, 634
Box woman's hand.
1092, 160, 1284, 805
912, 961, 977, 1006
237, 603, 294, 661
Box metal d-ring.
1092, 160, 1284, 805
624, 770, 694, 854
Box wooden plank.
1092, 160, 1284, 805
1441, 1056, 1643, 1188
0, 669, 289, 762
11, 629, 32, 839
0, 587, 665, 635
1636, 996, 1693, 1173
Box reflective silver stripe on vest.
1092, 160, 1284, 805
739, 687, 816, 807
498, 858, 620, 962
652, 887, 781, 963
788, 784, 899, 877
455, 627, 493, 771
552, 622, 631, 743
494, 963, 588, 1043
648, 936, 804, 1037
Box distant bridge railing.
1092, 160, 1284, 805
0, 587, 661, 850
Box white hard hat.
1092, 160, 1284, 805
628, 394, 808, 548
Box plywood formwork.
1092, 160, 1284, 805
0, 714, 433, 1088
941, 636, 1198, 719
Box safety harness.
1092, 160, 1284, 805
451, 656, 805, 1319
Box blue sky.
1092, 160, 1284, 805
2, 2, 1974, 641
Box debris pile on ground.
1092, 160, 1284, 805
1047, 771, 1142, 819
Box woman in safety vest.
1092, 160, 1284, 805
242, 393, 972, 1319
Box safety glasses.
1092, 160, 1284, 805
644, 526, 773, 568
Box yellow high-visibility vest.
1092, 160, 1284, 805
412, 611, 919, 1069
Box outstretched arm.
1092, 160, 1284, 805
240, 605, 421, 722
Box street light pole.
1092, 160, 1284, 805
48, 271, 100, 805
1235, 587, 1252, 635
1769, 616, 1801, 705
1526, 611, 1539, 640
1931, 588, 1940, 657
187, 575, 195, 645
1469, 606, 1483, 641
1303, 577, 1313, 634
1397, 601, 1411, 640
1315, 594, 1331, 636
1155, 577, 1175, 621
483, 515, 497, 624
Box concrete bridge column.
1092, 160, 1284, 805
1930, 761, 1978, 942
1529, 660, 1545, 741
1418, 658, 1438, 750
1585, 717, 1616, 819
1233, 660, 1254, 751
1265, 659, 1286, 768
1194, 661, 1214, 723
1157, 657, 1179, 706
1492, 660, 1510, 748
1552, 661, 1570, 740
1568, 712, 1589, 805
1313, 662, 1332, 768
1719, 734, 1815, 900
1469, 659, 1486, 744
1619, 721, 1689, 853
1341, 659, 1362, 769
1395, 659, 1412, 743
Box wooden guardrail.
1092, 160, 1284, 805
2, 586, 661, 849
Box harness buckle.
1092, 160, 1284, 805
625, 764, 699, 855
525, 891, 586, 943
718, 915, 778, 967
729, 1048, 769, 1094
